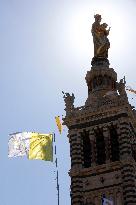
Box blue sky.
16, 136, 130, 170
0, 0, 136, 205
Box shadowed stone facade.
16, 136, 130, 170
63, 15, 136, 205
63, 62, 136, 204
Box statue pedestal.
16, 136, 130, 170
91, 57, 110, 67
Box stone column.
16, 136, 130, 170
116, 189, 123, 205
117, 118, 136, 205
103, 126, 110, 163
89, 129, 96, 166
71, 176, 83, 205
69, 129, 83, 205
69, 129, 82, 170
117, 120, 132, 160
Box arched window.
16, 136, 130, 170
110, 126, 119, 162
95, 129, 106, 165
82, 130, 92, 168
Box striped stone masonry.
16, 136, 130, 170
69, 130, 83, 205
69, 130, 83, 169
71, 176, 83, 205
118, 119, 136, 204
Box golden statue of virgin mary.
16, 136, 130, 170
91, 14, 110, 59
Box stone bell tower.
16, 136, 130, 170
63, 14, 136, 205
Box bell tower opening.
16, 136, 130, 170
82, 130, 92, 168
109, 125, 120, 162
95, 128, 106, 165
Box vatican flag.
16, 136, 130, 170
55, 116, 63, 134
8, 132, 30, 158
8, 132, 53, 161
28, 133, 53, 161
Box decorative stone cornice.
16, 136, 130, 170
69, 161, 121, 177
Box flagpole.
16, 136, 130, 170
54, 132, 60, 205
57, 170, 59, 205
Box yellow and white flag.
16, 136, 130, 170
8, 132, 30, 158
28, 133, 53, 161
8, 132, 53, 161
55, 116, 63, 134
